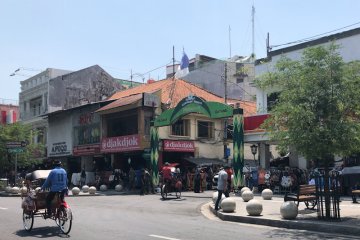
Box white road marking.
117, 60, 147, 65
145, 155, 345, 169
149, 234, 182, 240
0, 207, 8, 210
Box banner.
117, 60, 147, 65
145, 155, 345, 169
232, 108, 244, 188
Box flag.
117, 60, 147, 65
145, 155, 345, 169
175, 51, 189, 78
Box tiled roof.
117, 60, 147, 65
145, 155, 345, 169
108, 78, 256, 116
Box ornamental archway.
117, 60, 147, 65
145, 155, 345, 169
150, 95, 244, 189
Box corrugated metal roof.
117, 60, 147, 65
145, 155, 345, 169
96, 93, 143, 113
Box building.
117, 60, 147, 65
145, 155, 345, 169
0, 100, 19, 124
251, 27, 360, 169
96, 77, 257, 174
167, 54, 256, 101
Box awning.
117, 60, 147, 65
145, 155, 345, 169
184, 157, 226, 166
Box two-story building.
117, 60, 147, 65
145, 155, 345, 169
96, 77, 257, 173
252, 27, 360, 169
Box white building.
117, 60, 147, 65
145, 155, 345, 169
252, 27, 360, 169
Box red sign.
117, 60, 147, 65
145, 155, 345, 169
73, 144, 101, 156
163, 140, 195, 152
101, 135, 141, 153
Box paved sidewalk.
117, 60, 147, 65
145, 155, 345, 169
207, 193, 360, 236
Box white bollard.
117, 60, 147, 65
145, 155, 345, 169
221, 197, 236, 213
242, 190, 254, 202
280, 201, 298, 219
246, 199, 263, 216
261, 188, 273, 200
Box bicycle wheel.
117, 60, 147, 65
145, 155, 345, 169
56, 206, 72, 234
161, 184, 167, 200
23, 209, 34, 231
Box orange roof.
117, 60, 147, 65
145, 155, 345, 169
109, 78, 256, 116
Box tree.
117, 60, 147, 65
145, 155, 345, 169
256, 43, 360, 218
0, 122, 44, 178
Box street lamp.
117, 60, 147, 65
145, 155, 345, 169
250, 144, 258, 166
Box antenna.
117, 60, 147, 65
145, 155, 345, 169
252, 4, 255, 62
229, 25, 232, 59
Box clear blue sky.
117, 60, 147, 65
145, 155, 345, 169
1, 0, 360, 102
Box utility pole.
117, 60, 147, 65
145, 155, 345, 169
224, 62, 227, 104
130, 69, 133, 87
172, 46, 175, 78
223, 62, 228, 162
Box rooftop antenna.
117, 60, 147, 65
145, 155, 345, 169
229, 25, 232, 59
252, 4, 255, 62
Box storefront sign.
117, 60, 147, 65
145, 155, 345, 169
49, 142, 71, 156
163, 140, 195, 152
73, 144, 101, 156
101, 134, 141, 153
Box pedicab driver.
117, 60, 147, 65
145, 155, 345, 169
41, 160, 68, 218
162, 162, 172, 187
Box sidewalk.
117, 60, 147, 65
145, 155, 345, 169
207, 193, 360, 236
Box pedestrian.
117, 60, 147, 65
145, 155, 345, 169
139, 168, 145, 195
80, 168, 86, 187
215, 165, 230, 211
194, 168, 201, 193
352, 182, 360, 203
128, 167, 135, 191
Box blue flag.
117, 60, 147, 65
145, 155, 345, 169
175, 51, 190, 78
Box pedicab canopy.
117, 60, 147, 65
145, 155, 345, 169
151, 95, 244, 188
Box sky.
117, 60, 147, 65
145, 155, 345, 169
1, 0, 360, 103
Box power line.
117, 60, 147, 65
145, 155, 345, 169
271, 21, 360, 49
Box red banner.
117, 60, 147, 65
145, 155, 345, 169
73, 144, 101, 156
101, 135, 141, 153
163, 140, 195, 152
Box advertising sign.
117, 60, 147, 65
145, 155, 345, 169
49, 142, 71, 156
73, 144, 101, 156
101, 134, 141, 153
163, 140, 195, 152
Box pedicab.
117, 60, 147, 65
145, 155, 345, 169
21, 170, 73, 234
160, 163, 182, 199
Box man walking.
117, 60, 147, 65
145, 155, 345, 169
215, 165, 230, 211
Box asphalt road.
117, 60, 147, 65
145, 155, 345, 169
0, 192, 357, 240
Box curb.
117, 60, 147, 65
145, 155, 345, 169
208, 203, 360, 237
0, 191, 128, 198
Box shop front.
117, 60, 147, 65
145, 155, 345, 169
161, 139, 195, 170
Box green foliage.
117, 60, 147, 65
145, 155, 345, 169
0, 123, 44, 172
256, 43, 360, 163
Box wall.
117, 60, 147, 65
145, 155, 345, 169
48, 65, 121, 113
255, 32, 360, 114
47, 112, 73, 158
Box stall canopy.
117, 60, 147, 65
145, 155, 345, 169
184, 157, 226, 166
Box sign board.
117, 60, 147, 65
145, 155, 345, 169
49, 142, 71, 156
101, 134, 141, 153
163, 140, 195, 152
8, 148, 24, 153
6, 141, 26, 148
73, 144, 101, 156
143, 93, 160, 108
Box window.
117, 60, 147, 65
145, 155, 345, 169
267, 92, 280, 111
236, 78, 244, 84
171, 119, 190, 136
197, 121, 214, 138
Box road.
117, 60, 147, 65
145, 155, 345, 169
0, 192, 356, 240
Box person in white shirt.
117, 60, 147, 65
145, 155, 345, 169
215, 165, 230, 211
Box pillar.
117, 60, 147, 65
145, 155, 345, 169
232, 108, 244, 188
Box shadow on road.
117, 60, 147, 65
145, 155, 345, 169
15, 226, 70, 238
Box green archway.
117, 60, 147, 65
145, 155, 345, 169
150, 95, 244, 188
